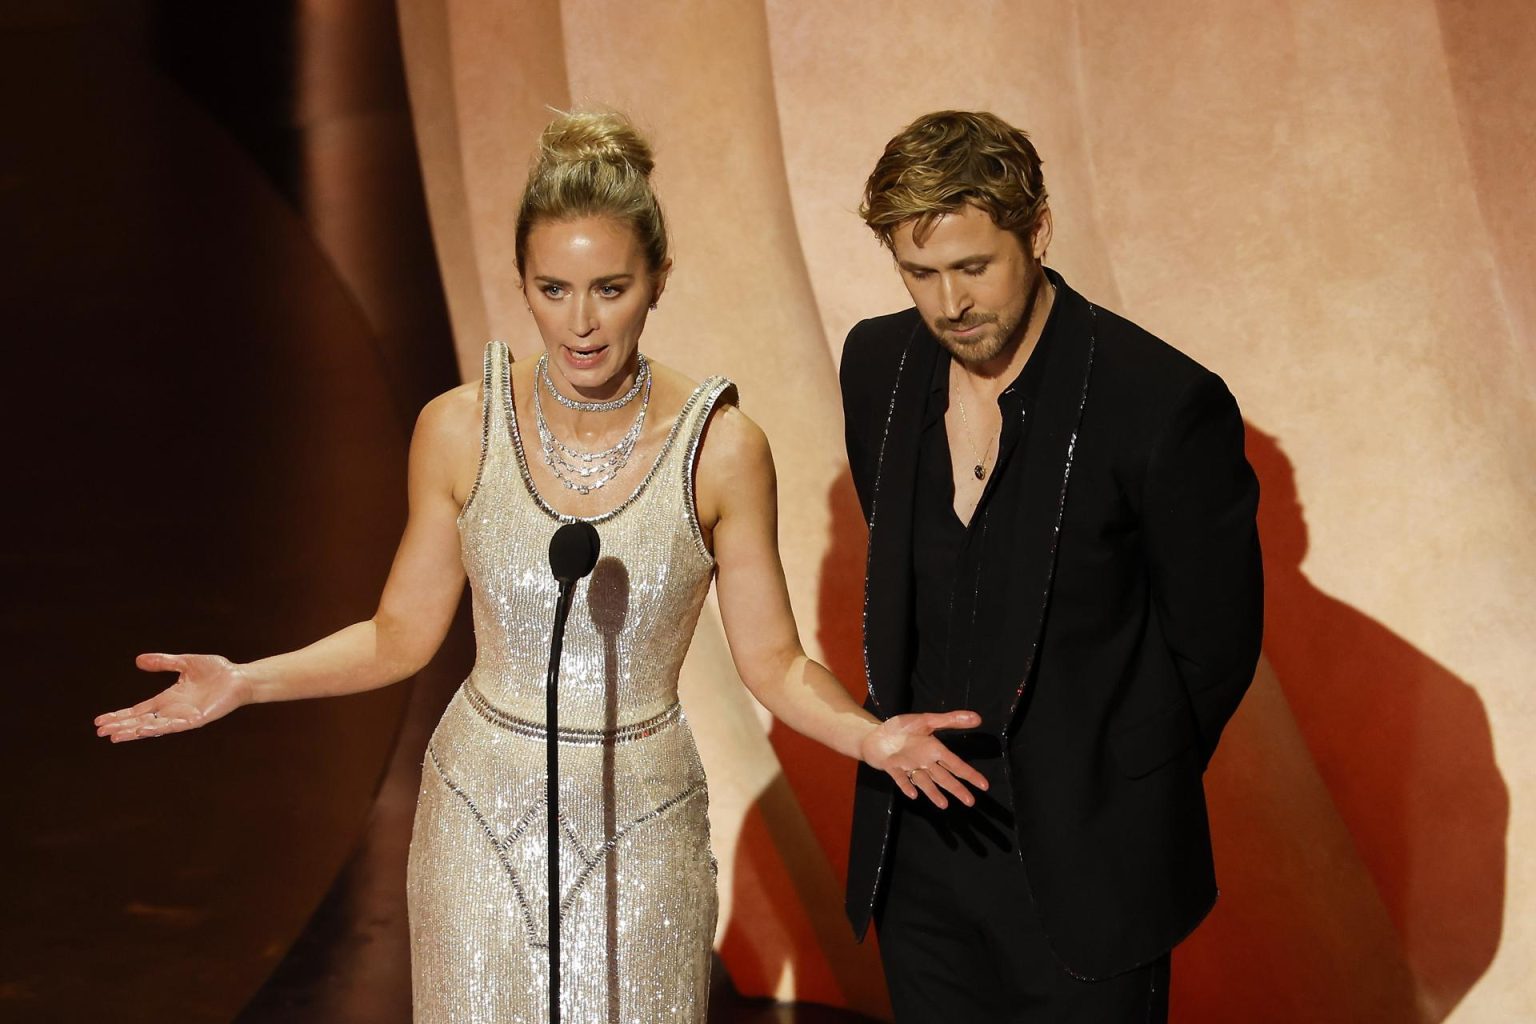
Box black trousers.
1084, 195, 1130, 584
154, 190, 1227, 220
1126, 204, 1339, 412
876, 742, 1170, 1023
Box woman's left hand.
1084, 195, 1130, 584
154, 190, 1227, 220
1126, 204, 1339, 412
859, 710, 991, 809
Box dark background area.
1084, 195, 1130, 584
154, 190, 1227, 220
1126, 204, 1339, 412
0, 2, 870, 1020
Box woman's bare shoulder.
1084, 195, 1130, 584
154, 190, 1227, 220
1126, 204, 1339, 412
646, 360, 743, 418
643, 360, 703, 412
696, 399, 771, 485
414, 382, 482, 453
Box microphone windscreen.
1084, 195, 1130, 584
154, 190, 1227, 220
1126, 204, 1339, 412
548, 521, 601, 584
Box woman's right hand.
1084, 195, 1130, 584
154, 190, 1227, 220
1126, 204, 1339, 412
859, 710, 990, 809
94, 653, 252, 743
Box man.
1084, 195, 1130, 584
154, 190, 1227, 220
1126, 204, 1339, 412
840, 111, 1263, 1021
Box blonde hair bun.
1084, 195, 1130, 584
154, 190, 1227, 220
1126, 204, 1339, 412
516, 108, 669, 273
537, 110, 655, 179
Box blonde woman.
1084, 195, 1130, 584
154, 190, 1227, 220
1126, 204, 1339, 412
95, 110, 986, 1022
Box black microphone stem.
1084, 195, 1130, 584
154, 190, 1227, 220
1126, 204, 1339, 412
545, 579, 576, 1024
542, 519, 598, 1023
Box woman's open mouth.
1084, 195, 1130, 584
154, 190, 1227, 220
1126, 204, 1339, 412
561, 344, 609, 370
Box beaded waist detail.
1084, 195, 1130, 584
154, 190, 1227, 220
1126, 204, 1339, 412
464, 678, 682, 745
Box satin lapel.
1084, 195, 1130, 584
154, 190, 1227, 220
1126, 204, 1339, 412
861, 320, 938, 718
984, 275, 1098, 738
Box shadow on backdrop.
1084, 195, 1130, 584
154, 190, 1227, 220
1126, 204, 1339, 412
720, 428, 1508, 1024
1176, 426, 1507, 1022
719, 473, 887, 1022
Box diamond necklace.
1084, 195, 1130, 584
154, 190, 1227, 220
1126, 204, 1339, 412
537, 352, 649, 413
533, 366, 652, 494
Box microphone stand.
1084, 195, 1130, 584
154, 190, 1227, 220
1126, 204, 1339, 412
543, 518, 597, 1024
545, 578, 576, 1024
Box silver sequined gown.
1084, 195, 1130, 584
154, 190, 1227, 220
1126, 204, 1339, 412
407, 340, 732, 1023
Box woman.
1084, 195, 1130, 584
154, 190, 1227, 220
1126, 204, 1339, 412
95, 110, 985, 1022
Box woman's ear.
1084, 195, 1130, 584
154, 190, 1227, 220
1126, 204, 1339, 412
650, 258, 674, 309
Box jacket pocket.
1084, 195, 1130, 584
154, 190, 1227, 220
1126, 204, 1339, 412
1110, 699, 1199, 778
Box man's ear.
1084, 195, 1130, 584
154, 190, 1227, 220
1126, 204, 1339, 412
1031, 207, 1054, 262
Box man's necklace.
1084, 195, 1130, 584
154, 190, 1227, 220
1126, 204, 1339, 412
952, 379, 991, 481
949, 274, 1052, 482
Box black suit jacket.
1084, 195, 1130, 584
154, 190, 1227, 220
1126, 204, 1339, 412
840, 270, 1263, 979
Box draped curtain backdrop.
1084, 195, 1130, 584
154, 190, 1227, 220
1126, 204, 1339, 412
396, 2, 1535, 1021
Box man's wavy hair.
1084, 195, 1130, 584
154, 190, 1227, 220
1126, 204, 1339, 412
861, 110, 1048, 250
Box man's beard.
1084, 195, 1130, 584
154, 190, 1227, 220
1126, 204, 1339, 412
931, 271, 1044, 367
934, 310, 1022, 366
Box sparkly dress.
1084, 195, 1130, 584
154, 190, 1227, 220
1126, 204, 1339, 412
407, 340, 733, 1023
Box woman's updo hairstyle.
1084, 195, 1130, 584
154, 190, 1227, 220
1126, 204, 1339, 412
515, 110, 670, 276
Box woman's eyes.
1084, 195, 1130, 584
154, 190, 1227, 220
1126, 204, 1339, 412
539, 283, 627, 299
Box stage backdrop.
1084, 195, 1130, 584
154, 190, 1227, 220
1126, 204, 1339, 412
397, 2, 1534, 1020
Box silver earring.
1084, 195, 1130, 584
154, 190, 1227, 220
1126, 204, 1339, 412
649, 302, 658, 311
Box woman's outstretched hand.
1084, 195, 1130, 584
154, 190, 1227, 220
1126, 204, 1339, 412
859, 710, 991, 809
94, 653, 251, 743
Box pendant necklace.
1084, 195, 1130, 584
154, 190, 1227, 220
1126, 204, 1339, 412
948, 271, 1051, 482
952, 374, 992, 481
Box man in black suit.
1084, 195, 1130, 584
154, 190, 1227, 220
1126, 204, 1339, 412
839, 110, 1263, 1022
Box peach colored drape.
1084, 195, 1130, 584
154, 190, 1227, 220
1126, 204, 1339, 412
399, 2, 1536, 1020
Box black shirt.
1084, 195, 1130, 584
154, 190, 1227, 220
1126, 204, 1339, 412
910, 308, 1057, 726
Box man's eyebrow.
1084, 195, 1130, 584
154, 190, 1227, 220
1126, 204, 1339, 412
897, 255, 993, 273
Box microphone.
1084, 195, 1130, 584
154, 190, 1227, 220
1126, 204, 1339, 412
543, 521, 599, 1024
549, 521, 601, 586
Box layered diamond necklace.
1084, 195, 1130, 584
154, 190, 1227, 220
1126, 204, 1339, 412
533, 352, 652, 495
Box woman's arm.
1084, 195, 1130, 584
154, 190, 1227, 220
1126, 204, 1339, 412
95, 386, 478, 742
699, 403, 987, 808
